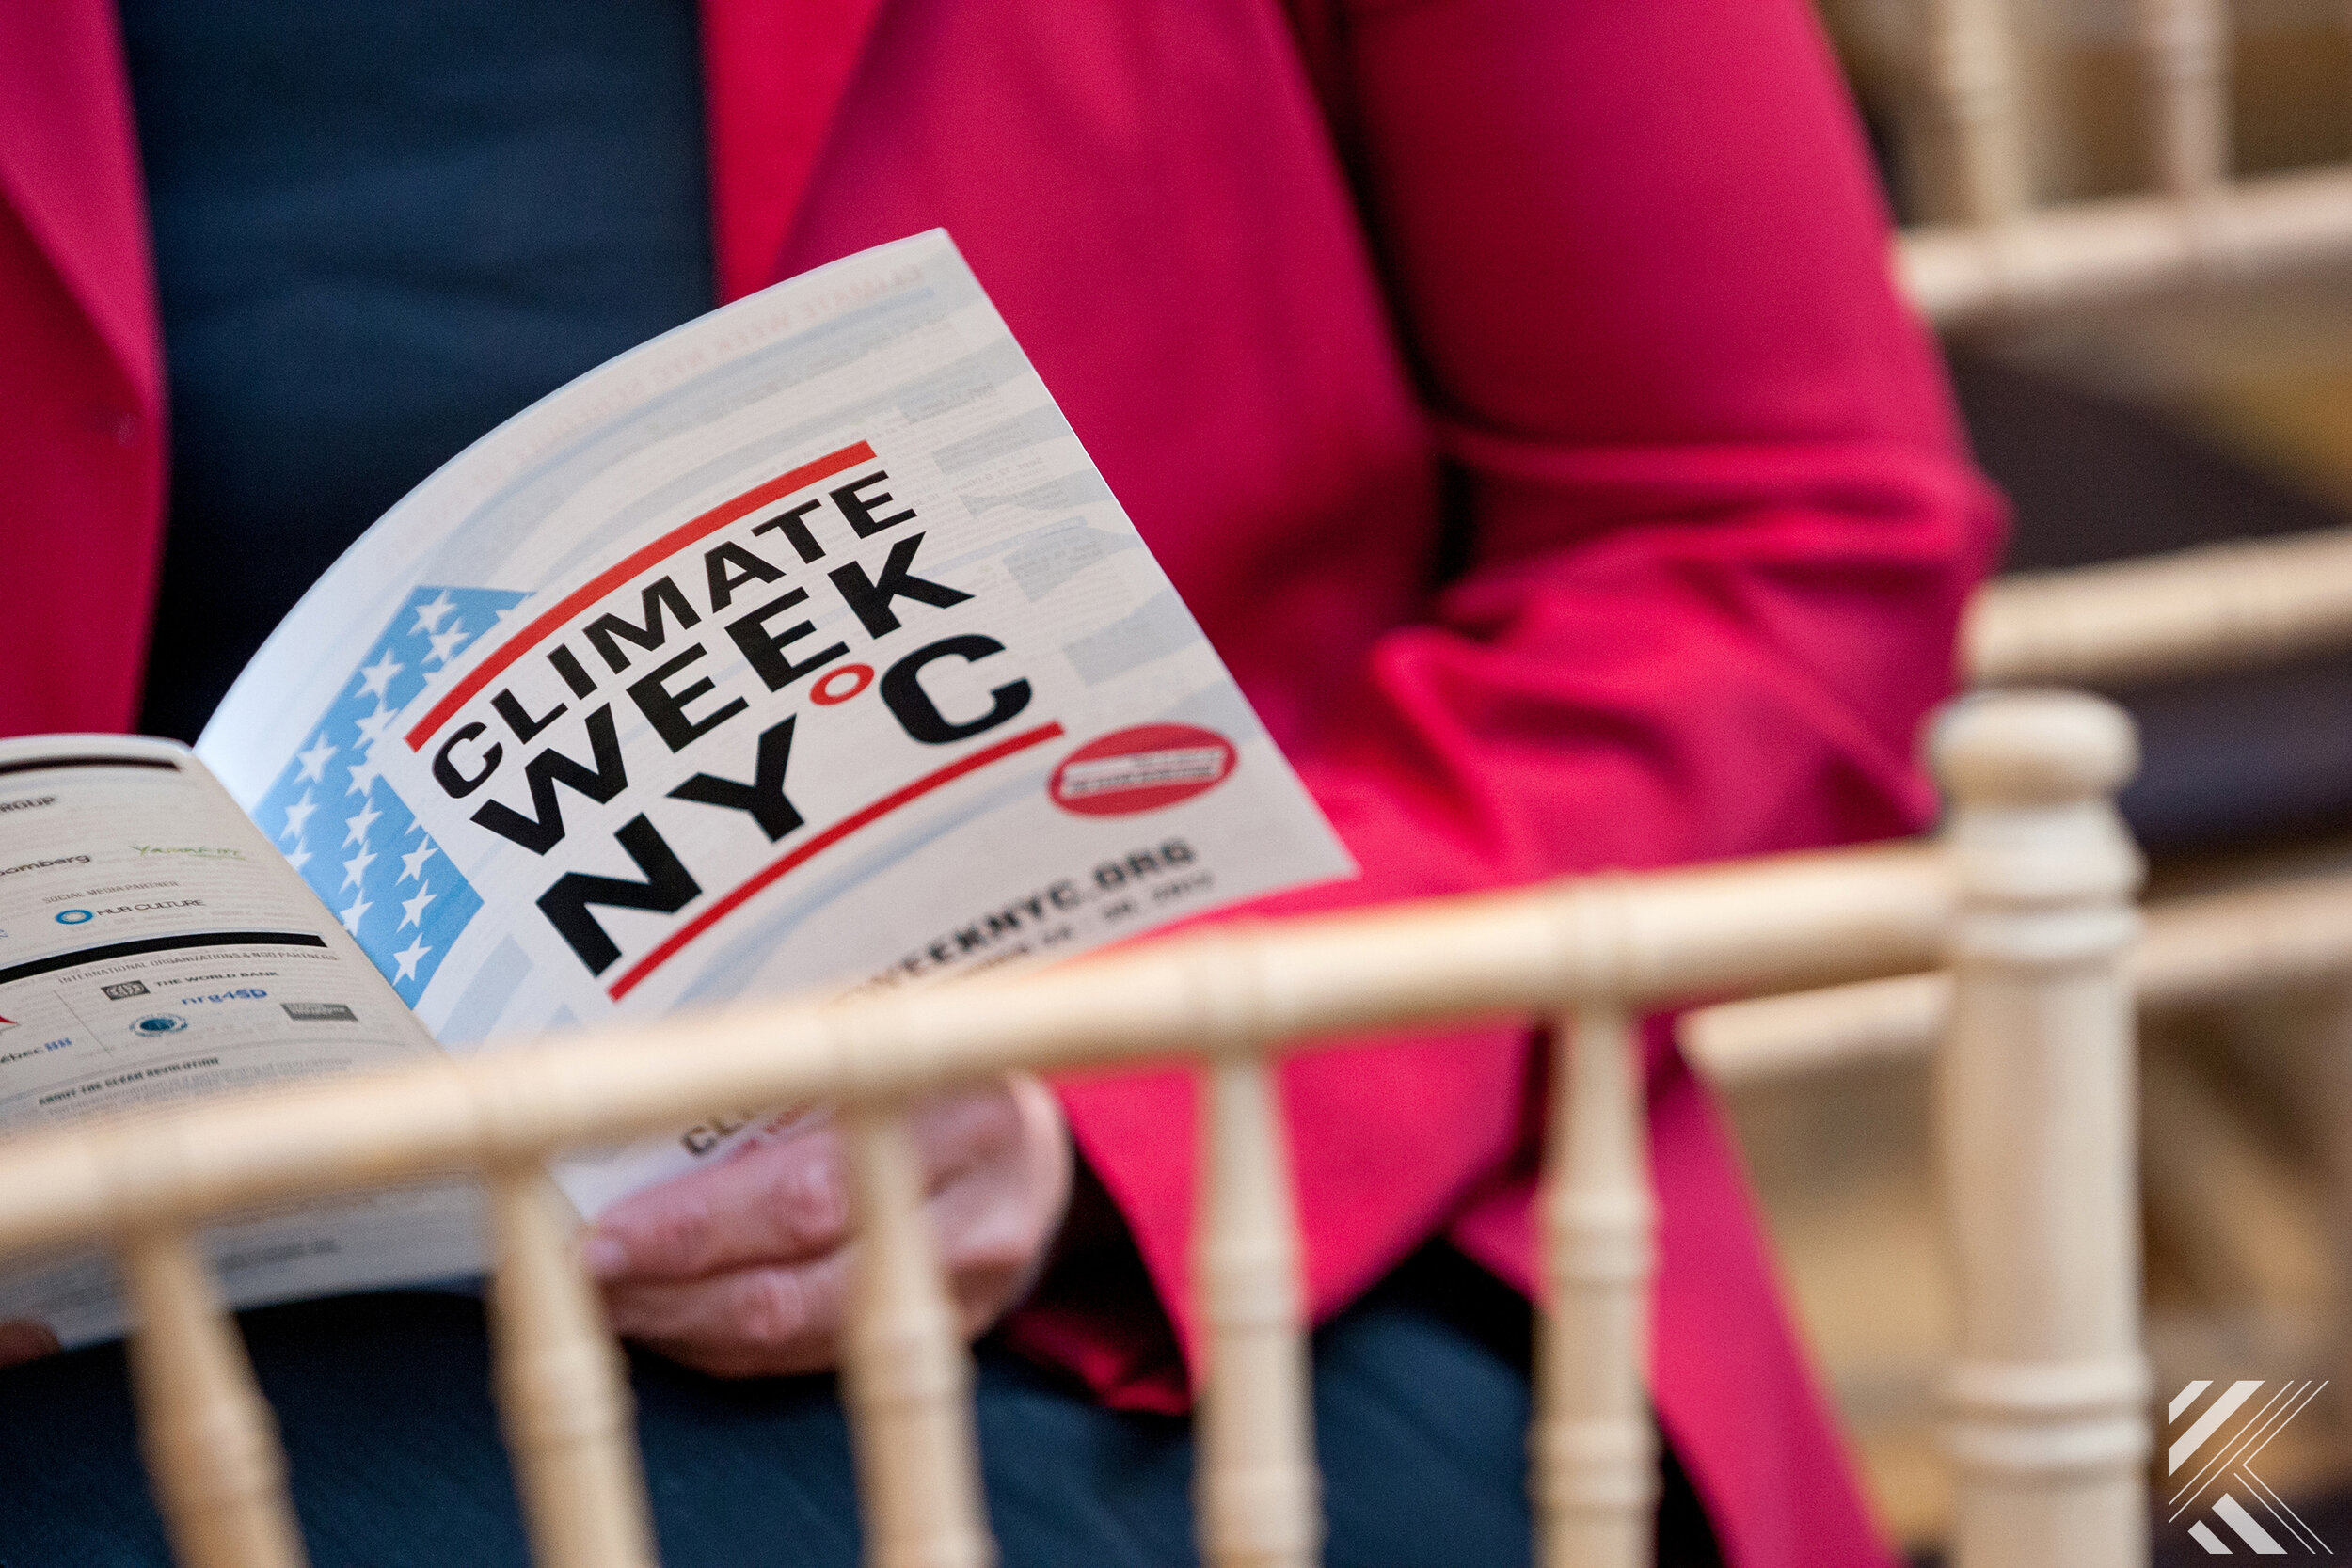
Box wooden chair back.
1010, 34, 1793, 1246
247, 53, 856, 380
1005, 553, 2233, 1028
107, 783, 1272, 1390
0, 688, 2148, 1568
1880, 0, 2352, 321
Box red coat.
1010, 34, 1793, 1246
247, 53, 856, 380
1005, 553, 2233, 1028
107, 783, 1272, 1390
0, 2, 2000, 1564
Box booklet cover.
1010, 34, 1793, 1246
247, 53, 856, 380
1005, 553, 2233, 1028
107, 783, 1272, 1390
0, 231, 1352, 1344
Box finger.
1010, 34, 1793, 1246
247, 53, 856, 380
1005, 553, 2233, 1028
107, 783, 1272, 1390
931, 1175, 1048, 1337
586, 1125, 852, 1284
585, 1082, 1027, 1285
606, 1078, 1067, 1375
827, 1075, 1056, 1335
0, 1321, 59, 1370
612, 1169, 1041, 1381
1004, 1070, 1074, 1244
602, 1252, 850, 1379
900, 1080, 1027, 1194
930, 1074, 1073, 1335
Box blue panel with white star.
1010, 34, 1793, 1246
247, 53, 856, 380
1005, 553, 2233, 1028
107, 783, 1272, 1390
251, 587, 529, 1006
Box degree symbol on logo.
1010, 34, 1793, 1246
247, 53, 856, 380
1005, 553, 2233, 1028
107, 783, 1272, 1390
810, 663, 875, 706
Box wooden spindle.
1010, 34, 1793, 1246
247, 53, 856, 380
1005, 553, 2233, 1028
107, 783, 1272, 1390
1534, 1006, 1658, 1568
2292, 982, 2352, 1409
1932, 691, 2150, 1568
119, 1226, 309, 1568
485, 1163, 658, 1568
1966, 526, 2352, 689
1924, 0, 2030, 224
1194, 1053, 1319, 1568
2136, 0, 2230, 201
838, 1099, 993, 1568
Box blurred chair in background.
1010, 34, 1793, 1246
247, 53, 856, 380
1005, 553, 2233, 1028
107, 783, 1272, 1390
1714, 0, 2352, 1549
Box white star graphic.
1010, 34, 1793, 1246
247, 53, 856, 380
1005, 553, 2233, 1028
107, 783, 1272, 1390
423, 626, 469, 667
294, 734, 336, 784
342, 803, 382, 849
357, 650, 405, 701
338, 893, 372, 933
410, 592, 457, 637
399, 841, 437, 883
353, 705, 401, 750
285, 848, 312, 873
400, 883, 436, 929
341, 847, 377, 891
346, 752, 384, 798
392, 935, 432, 983
280, 789, 319, 841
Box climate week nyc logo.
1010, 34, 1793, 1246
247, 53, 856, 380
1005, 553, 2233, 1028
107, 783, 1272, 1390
2168, 1378, 2330, 1554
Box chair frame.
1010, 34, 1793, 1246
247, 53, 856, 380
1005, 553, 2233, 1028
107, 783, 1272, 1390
1696, 523, 2352, 1083
0, 688, 2144, 1568
1897, 0, 2352, 322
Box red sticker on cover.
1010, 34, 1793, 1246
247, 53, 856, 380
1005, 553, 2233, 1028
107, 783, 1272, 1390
1049, 724, 1237, 816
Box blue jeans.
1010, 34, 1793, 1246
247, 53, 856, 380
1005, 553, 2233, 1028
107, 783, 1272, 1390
0, 1246, 1719, 1566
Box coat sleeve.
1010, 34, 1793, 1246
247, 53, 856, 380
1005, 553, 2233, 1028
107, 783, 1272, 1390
1009, 0, 2003, 1418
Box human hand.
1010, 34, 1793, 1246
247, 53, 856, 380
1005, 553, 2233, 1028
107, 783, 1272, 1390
585, 1074, 1073, 1379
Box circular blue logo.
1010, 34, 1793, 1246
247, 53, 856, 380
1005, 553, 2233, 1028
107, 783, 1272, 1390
54, 909, 93, 925
131, 1015, 185, 1036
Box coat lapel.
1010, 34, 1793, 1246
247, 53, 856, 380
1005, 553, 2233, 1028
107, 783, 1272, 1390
699, 0, 893, 302
0, 0, 160, 416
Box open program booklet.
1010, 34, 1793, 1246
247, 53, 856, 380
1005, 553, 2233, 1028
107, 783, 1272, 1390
0, 230, 1353, 1346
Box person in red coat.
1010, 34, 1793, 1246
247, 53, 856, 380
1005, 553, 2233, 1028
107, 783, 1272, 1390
0, 1, 1999, 1564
